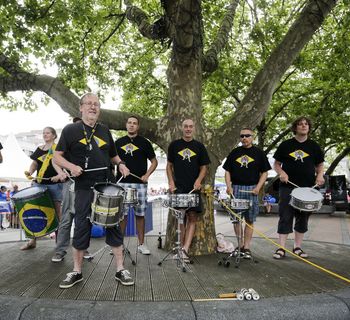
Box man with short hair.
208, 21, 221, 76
273, 116, 324, 259
54, 93, 134, 288
115, 116, 158, 254
223, 128, 271, 259
166, 119, 210, 261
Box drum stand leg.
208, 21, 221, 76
218, 212, 245, 268
158, 209, 191, 272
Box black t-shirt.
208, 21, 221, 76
167, 138, 210, 192
56, 122, 117, 190
273, 138, 324, 187
223, 146, 271, 186
115, 135, 156, 184
30, 147, 58, 185
0, 142, 2, 150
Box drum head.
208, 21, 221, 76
94, 183, 124, 196
11, 186, 47, 200
291, 187, 323, 201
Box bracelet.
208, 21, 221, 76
117, 161, 126, 166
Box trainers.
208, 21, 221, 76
137, 244, 151, 255
59, 272, 83, 289
243, 248, 252, 259
51, 253, 64, 262
115, 269, 134, 286
83, 251, 93, 260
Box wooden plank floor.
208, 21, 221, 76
1, 236, 349, 301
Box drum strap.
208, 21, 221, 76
37, 144, 56, 183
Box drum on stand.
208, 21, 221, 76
167, 193, 199, 208
11, 186, 58, 239
289, 187, 323, 212
224, 198, 251, 223
90, 182, 125, 227
124, 188, 138, 205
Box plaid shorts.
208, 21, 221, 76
119, 183, 148, 217
233, 184, 259, 222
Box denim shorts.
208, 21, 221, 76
33, 182, 63, 202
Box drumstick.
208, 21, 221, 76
129, 172, 143, 181
188, 188, 196, 194
116, 176, 123, 184
287, 180, 300, 188
84, 167, 108, 172
239, 189, 254, 193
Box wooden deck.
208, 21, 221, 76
0, 236, 349, 302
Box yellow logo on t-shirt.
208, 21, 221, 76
178, 148, 197, 162
289, 149, 309, 162
121, 143, 139, 156
235, 155, 254, 168
79, 136, 107, 148
37, 154, 47, 163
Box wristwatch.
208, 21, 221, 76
117, 160, 126, 166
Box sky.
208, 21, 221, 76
0, 103, 71, 135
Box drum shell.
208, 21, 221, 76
11, 186, 58, 238
91, 183, 125, 227
124, 188, 138, 205
289, 187, 323, 212
168, 193, 199, 208
225, 198, 251, 210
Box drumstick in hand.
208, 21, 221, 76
238, 189, 254, 193
188, 188, 196, 194
129, 172, 143, 181
287, 180, 300, 188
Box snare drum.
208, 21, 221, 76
124, 188, 138, 205
11, 186, 58, 239
290, 187, 323, 212
225, 198, 251, 210
167, 193, 199, 208
90, 183, 125, 227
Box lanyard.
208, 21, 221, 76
82, 122, 98, 169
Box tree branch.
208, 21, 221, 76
325, 146, 350, 175
124, 0, 167, 40
213, 0, 337, 160
202, 0, 240, 73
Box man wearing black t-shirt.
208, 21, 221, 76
54, 93, 134, 288
273, 116, 324, 260
223, 128, 271, 259
115, 116, 158, 255
167, 119, 210, 261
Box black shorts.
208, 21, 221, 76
277, 186, 311, 234
72, 189, 123, 250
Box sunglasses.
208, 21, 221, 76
240, 134, 252, 138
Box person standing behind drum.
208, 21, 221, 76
21, 127, 66, 250
273, 116, 324, 259
223, 128, 271, 259
51, 117, 93, 263
166, 119, 210, 261
115, 116, 158, 255
54, 93, 134, 289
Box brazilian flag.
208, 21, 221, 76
16, 191, 58, 239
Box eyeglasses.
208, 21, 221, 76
82, 102, 100, 107
240, 134, 252, 138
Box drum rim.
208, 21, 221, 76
11, 186, 48, 200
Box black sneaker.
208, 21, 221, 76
115, 269, 134, 286
51, 253, 64, 263
59, 272, 83, 289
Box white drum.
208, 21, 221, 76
290, 187, 323, 212
167, 193, 199, 208
225, 198, 251, 210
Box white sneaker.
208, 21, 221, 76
137, 244, 151, 255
